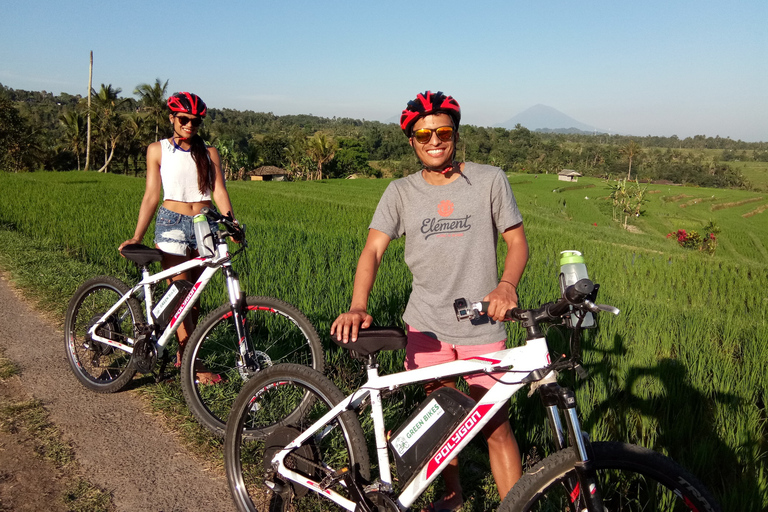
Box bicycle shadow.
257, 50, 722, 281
581, 332, 753, 508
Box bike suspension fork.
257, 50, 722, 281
538, 378, 567, 451
223, 266, 250, 363
540, 382, 605, 510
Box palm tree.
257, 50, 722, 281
284, 130, 310, 180
59, 110, 85, 170
306, 132, 336, 180
123, 112, 152, 175
619, 140, 643, 181
134, 79, 168, 142
91, 84, 128, 172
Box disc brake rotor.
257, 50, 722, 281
237, 350, 272, 380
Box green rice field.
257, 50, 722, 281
0, 171, 766, 510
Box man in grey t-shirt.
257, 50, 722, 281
331, 91, 528, 511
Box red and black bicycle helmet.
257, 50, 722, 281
167, 92, 207, 117
400, 91, 461, 137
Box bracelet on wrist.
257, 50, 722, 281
499, 280, 517, 289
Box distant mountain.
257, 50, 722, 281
498, 104, 602, 134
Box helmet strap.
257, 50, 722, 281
418, 146, 458, 174
441, 162, 457, 175
172, 124, 190, 143
422, 160, 458, 174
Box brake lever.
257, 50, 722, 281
583, 300, 620, 315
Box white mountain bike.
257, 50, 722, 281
63, 207, 323, 437
223, 278, 721, 511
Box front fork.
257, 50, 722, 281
540, 381, 605, 511
223, 266, 256, 371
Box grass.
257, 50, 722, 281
0, 171, 766, 510
0, 350, 18, 379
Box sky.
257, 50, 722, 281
2, 1, 766, 142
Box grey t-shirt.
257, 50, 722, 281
369, 162, 523, 345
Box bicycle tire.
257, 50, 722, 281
498, 441, 722, 512
225, 364, 370, 512
180, 296, 323, 437
64, 276, 142, 393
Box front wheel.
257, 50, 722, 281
180, 296, 323, 437
498, 441, 722, 512
225, 364, 370, 512
64, 276, 142, 392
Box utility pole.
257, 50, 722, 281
84, 51, 92, 171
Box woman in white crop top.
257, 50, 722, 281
119, 92, 237, 381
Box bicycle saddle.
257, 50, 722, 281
120, 244, 164, 266
333, 326, 407, 359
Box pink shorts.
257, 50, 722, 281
404, 326, 507, 391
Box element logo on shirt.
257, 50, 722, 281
421, 199, 472, 239
437, 200, 454, 217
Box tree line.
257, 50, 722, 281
1, 81, 765, 189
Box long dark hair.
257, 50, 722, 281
188, 134, 215, 195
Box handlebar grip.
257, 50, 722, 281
565, 279, 594, 301
199, 207, 245, 242
505, 307, 525, 322
200, 207, 218, 221
548, 279, 595, 318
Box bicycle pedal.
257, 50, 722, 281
154, 372, 174, 384
574, 363, 589, 379
319, 467, 349, 489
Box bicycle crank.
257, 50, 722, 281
132, 335, 157, 374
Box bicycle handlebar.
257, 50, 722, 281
454, 279, 619, 328
200, 207, 246, 245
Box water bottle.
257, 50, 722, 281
559, 250, 595, 328
193, 214, 215, 258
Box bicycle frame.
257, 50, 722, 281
271, 335, 571, 511
88, 239, 243, 357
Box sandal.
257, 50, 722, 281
195, 371, 222, 385
192, 360, 222, 385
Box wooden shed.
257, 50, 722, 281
558, 169, 582, 182
248, 166, 288, 182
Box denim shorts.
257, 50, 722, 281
154, 206, 218, 256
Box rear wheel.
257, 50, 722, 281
498, 441, 722, 512
180, 296, 323, 437
64, 276, 141, 392
225, 364, 370, 512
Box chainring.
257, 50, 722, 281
364, 491, 400, 512
132, 335, 157, 374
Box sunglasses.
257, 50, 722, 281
175, 115, 203, 127
412, 126, 454, 144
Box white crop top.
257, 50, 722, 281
159, 139, 212, 202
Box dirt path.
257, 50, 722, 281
0, 275, 236, 512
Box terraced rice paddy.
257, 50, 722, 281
0, 171, 765, 510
